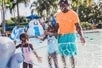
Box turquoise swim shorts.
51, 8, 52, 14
58, 33, 77, 56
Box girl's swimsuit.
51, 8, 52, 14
21, 45, 33, 64
47, 35, 58, 54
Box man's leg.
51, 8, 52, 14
70, 56, 75, 68
61, 55, 66, 68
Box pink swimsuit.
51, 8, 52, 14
22, 47, 33, 64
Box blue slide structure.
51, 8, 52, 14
9, 26, 25, 42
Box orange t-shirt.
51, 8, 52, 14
56, 10, 80, 34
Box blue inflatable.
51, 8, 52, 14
10, 26, 25, 42
27, 19, 44, 37
0, 37, 23, 68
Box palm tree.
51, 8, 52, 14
31, 0, 58, 16
85, 0, 93, 7
0, 0, 9, 35
71, 0, 93, 13
0, 0, 30, 35
9, 0, 30, 24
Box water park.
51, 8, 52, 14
0, 0, 102, 68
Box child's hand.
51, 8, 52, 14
44, 31, 52, 36
44, 30, 48, 35
40, 38, 44, 41
36, 36, 44, 41
37, 56, 42, 63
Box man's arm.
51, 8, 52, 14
75, 23, 85, 44
75, 23, 83, 37
55, 23, 59, 33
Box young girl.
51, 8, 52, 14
16, 33, 42, 68
38, 23, 59, 68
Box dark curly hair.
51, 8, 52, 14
20, 33, 29, 41
59, 0, 69, 5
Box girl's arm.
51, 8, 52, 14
37, 35, 47, 41
29, 44, 39, 58
42, 35, 47, 41
16, 44, 21, 49
30, 44, 42, 62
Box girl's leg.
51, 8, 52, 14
48, 55, 52, 68
61, 55, 66, 68
23, 62, 27, 68
29, 64, 33, 68
52, 52, 59, 68
70, 56, 75, 68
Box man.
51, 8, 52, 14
56, 0, 85, 68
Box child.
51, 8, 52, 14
16, 33, 42, 68
38, 23, 59, 68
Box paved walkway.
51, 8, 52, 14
83, 29, 102, 33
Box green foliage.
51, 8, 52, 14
5, 19, 15, 25
9, 0, 29, 9
78, 3, 102, 24
0, 16, 28, 31
31, 0, 58, 16
10, 16, 28, 24
96, 20, 102, 29
81, 22, 93, 30
0, 27, 2, 31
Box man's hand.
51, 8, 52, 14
80, 37, 86, 46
